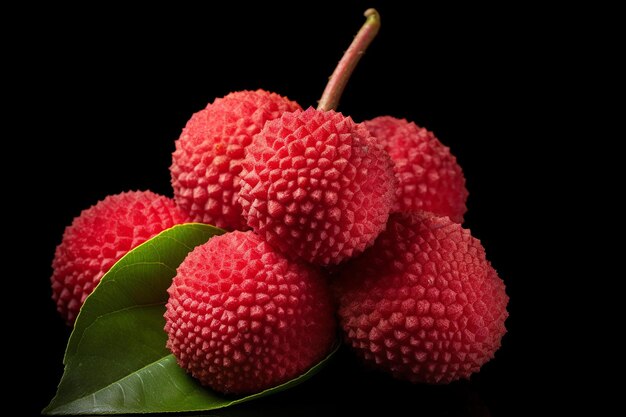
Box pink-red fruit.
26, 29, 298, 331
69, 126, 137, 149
334, 211, 508, 384
239, 107, 397, 266
51, 191, 187, 324
171, 90, 301, 230
164, 230, 336, 394
364, 116, 468, 223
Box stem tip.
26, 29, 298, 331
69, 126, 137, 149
364, 8, 380, 22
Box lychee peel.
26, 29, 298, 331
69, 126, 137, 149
171, 89, 301, 230
239, 107, 397, 266
364, 116, 468, 223
51, 191, 187, 325
334, 211, 508, 384
164, 230, 336, 394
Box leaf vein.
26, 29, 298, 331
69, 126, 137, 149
56, 355, 174, 410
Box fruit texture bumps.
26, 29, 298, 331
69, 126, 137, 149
239, 108, 397, 266
51, 191, 187, 324
334, 212, 508, 384
164, 231, 336, 394
364, 116, 468, 223
171, 90, 301, 230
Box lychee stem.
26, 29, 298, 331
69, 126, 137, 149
318, 8, 381, 112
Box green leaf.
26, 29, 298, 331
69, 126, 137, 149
44, 223, 338, 415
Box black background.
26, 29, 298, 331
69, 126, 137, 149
9, 2, 566, 416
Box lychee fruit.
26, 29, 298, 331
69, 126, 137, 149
238, 108, 397, 266
51, 191, 187, 325
334, 211, 508, 384
364, 116, 468, 223
237, 10, 391, 266
170, 89, 301, 230
164, 230, 336, 394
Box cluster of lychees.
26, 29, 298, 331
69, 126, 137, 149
51, 9, 507, 396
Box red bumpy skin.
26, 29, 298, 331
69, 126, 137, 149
51, 191, 187, 325
364, 117, 468, 223
164, 231, 336, 394
239, 108, 397, 266
334, 212, 508, 384
171, 90, 301, 230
